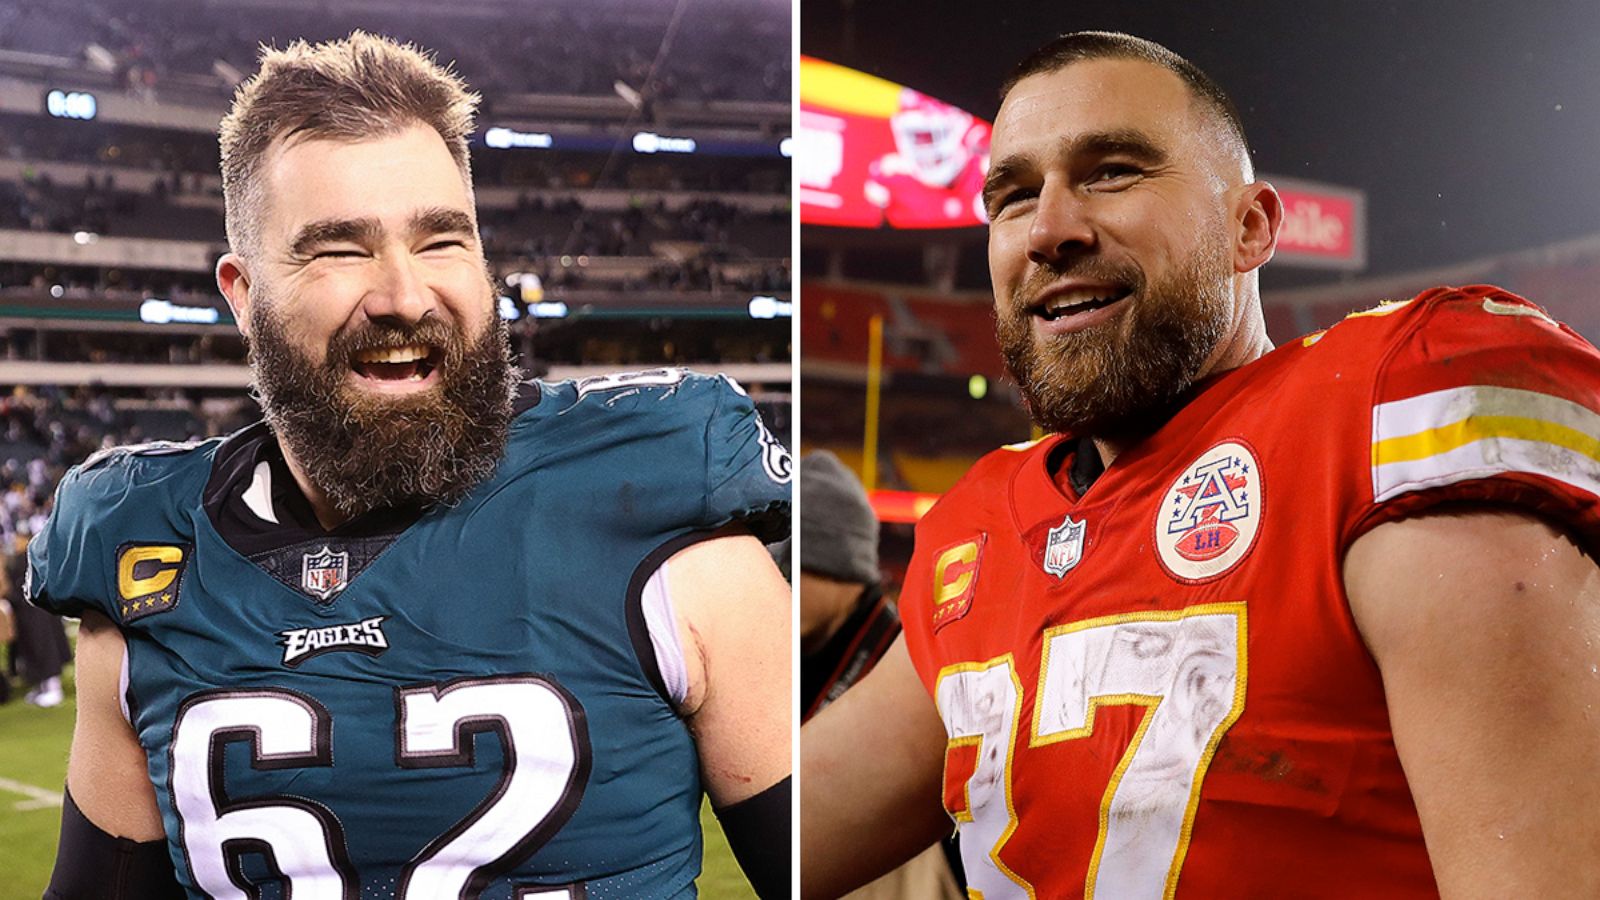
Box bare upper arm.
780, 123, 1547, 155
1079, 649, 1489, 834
800, 634, 950, 900
666, 532, 792, 808
67, 611, 164, 840
1344, 508, 1600, 897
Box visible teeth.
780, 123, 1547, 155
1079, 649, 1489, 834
407, 372, 423, 381
1045, 289, 1116, 315
354, 344, 429, 364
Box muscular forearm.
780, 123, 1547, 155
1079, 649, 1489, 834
801, 638, 950, 899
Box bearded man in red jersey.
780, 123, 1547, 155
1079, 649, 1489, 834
803, 31, 1600, 899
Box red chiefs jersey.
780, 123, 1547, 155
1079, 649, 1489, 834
900, 285, 1600, 898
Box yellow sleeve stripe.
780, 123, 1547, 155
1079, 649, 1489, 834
1372, 414, 1600, 468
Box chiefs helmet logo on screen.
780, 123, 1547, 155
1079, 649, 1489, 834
1155, 440, 1264, 583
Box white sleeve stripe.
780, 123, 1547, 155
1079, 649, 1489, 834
1373, 385, 1600, 448
641, 560, 689, 707
1372, 436, 1600, 503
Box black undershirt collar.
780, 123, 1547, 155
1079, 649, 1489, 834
202, 422, 424, 559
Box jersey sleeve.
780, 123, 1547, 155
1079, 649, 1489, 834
702, 374, 791, 543
26, 463, 116, 619
1354, 284, 1600, 549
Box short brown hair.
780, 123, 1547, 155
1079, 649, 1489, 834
219, 31, 480, 258
1002, 32, 1251, 163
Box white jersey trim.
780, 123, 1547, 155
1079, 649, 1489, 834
642, 560, 689, 707
118, 638, 131, 726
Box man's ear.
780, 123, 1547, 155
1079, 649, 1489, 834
216, 253, 253, 338
1233, 181, 1283, 274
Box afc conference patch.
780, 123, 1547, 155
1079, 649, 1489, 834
1154, 440, 1263, 584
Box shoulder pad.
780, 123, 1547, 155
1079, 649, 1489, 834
1358, 283, 1600, 547
917, 435, 1050, 531
515, 369, 791, 542
78, 438, 209, 473
572, 367, 697, 400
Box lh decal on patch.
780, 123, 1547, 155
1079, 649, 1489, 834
1155, 440, 1263, 583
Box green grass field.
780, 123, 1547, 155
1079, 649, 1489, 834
0, 659, 756, 900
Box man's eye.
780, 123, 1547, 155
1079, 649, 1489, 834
990, 189, 1036, 216
1091, 164, 1141, 184
313, 249, 363, 259
423, 240, 466, 252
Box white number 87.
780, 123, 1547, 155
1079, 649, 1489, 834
936, 603, 1247, 900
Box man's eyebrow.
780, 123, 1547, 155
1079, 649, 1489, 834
982, 128, 1170, 208
289, 217, 381, 257
1068, 128, 1168, 166
288, 208, 476, 257
409, 206, 476, 239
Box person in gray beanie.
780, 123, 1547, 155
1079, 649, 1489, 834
800, 451, 964, 899
799, 450, 895, 719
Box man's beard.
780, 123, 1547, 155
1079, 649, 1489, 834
995, 240, 1233, 441
248, 292, 519, 520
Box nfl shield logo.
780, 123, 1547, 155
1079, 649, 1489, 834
1043, 515, 1086, 578
301, 546, 350, 601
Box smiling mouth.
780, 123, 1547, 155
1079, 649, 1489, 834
350, 343, 442, 382
1032, 286, 1134, 321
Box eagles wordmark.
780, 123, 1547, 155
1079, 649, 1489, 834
278, 615, 390, 667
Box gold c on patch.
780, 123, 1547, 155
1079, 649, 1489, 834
115, 543, 190, 622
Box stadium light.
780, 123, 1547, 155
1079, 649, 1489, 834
45, 89, 96, 120
484, 127, 554, 150
497, 296, 522, 320
140, 299, 220, 325
632, 131, 697, 154
748, 295, 792, 319
530, 302, 570, 319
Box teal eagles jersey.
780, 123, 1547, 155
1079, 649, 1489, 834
27, 369, 791, 900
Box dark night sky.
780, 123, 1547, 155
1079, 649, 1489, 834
801, 0, 1600, 281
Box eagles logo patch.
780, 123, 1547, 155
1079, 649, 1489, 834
115, 543, 191, 622
1155, 440, 1263, 583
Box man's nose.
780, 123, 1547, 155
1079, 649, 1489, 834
1026, 184, 1097, 265
360, 250, 436, 326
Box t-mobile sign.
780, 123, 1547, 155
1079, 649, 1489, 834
1268, 176, 1366, 271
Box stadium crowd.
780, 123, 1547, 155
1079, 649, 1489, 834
0, 0, 790, 105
